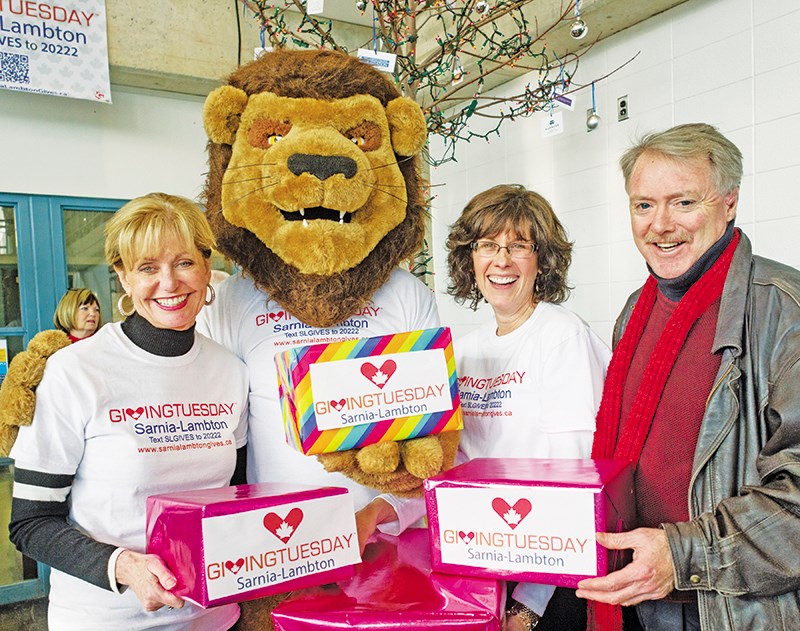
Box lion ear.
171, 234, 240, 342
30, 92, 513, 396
386, 96, 427, 157
203, 85, 249, 145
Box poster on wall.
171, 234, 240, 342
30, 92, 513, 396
0, 339, 7, 386
0, 0, 111, 103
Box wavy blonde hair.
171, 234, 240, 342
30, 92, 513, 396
104, 193, 215, 270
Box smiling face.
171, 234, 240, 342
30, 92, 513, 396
71, 301, 100, 339
472, 227, 539, 322
115, 237, 211, 331
628, 151, 738, 279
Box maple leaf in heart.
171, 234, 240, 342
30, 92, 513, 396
372, 370, 389, 386
504, 508, 522, 526
276, 521, 294, 540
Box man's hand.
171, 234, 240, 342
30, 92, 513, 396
354, 497, 398, 553
575, 528, 675, 606
115, 550, 184, 611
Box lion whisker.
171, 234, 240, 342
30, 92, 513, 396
363, 154, 415, 173
222, 174, 278, 186
361, 182, 409, 205
221, 182, 279, 211
219, 162, 278, 171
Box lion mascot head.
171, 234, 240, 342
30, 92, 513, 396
202, 48, 428, 328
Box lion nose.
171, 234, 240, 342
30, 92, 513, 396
287, 154, 357, 180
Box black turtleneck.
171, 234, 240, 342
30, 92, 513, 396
651, 221, 736, 302
120, 311, 195, 357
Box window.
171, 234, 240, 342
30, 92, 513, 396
0, 193, 124, 604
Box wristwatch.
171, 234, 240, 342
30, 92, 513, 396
508, 599, 542, 629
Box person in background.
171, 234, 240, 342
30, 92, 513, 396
10, 193, 249, 631
53, 288, 102, 343
575, 123, 800, 631
359, 184, 610, 631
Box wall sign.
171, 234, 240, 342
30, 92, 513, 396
0, 0, 111, 102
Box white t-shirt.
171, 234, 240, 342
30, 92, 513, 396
455, 302, 610, 614
456, 301, 610, 460
11, 324, 249, 631
197, 267, 440, 510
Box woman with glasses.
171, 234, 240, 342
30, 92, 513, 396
447, 184, 610, 631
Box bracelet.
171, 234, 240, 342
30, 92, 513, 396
507, 599, 542, 630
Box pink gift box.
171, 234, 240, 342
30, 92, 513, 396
272, 529, 503, 630
424, 458, 634, 588
146, 483, 360, 608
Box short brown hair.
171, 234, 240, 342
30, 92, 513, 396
53, 288, 101, 333
446, 184, 572, 309
105, 193, 215, 270
620, 123, 743, 194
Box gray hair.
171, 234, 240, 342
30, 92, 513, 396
620, 123, 743, 195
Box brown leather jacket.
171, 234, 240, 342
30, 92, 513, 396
614, 233, 800, 630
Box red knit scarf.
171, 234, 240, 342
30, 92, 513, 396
586, 229, 740, 631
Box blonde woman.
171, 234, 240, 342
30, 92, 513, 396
10, 193, 249, 630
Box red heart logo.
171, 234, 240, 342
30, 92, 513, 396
263, 507, 304, 543
330, 399, 346, 412
269, 311, 285, 322
225, 558, 244, 574
459, 530, 475, 544
491, 498, 532, 530
125, 407, 144, 420
360, 360, 397, 389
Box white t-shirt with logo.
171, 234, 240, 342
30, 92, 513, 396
197, 268, 440, 510
11, 324, 249, 631
456, 301, 609, 459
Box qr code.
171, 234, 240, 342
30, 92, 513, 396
1, 51, 30, 84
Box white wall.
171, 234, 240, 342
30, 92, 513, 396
0, 86, 207, 200
430, 0, 800, 345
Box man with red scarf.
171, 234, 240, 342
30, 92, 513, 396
575, 123, 800, 631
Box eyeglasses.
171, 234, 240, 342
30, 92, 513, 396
470, 240, 539, 259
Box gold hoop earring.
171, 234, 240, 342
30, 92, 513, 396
117, 294, 135, 317
205, 284, 216, 306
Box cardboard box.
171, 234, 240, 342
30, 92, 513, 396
424, 458, 634, 588
275, 327, 463, 455
272, 528, 503, 630
146, 483, 360, 608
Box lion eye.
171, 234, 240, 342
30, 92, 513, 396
248, 118, 293, 149
343, 122, 381, 152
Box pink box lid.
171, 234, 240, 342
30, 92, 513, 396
425, 457, 630, 490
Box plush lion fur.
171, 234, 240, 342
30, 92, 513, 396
0, 330, 71, 456
202, 49, 426, 328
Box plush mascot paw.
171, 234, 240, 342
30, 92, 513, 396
317, 431, 460, 497
0, 329, 71, 456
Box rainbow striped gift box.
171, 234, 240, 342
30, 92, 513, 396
275, 327, 463, 455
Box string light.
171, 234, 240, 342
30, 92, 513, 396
243, 0, 618, 164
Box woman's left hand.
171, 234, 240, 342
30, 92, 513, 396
114, 549, 185, 611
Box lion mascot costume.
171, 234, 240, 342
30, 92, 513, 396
0, 48, 459, 628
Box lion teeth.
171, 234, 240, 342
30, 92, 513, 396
299, 209, 305, 217
303, 218, 309, 228
339, 211, 346, 224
